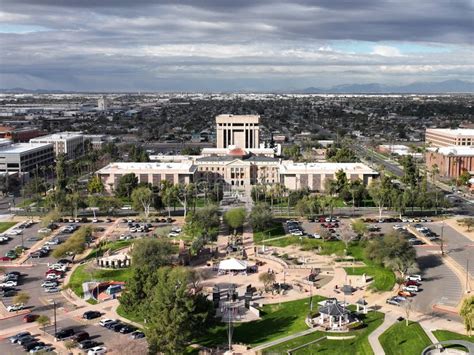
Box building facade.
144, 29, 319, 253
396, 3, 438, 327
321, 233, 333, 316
216, 114, 260, 149
31, 132, 84, 159
0, 141, 54, 174
425, 128, 474, 148
426, 147, 474, 178
97, 162, 197, 190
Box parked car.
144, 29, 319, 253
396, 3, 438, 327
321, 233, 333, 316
24, 341, 45, 352
88, 346, 107, 355
99, 318, 116, 327
403, 285, 419, 293
72, 331, 89, 343
386, 296, 405, 306
7, 303, 25, 312
9, 331, 31, 343
55, 328, 75, 340
79, 340, 100, 350
119, 325, 136, 334
130, 331, 145, 339
405, 280, 421, 287
45, 286, 60, 293
111, 322, 126, 332
38, 228, 52, 234
29, 345, 54, 353
1, 280, 18, 287
83, 311, 101, 320
18, 335, 36, 345
46, 274, 61, 280
398, 290, 415, 297
406, 274, 422, 282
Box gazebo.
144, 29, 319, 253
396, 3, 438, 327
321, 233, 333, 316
218, 258, 248, 273
318, 299, 352, 330
356, 298, 369, 314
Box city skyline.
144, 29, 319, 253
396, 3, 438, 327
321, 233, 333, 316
0, 0, 473, 91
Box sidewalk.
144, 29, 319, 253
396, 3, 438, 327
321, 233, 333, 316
367, 312, 398, 355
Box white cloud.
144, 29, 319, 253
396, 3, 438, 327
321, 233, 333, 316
372, 45, 402, 57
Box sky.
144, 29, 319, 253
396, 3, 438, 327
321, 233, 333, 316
0, 0, 473, 92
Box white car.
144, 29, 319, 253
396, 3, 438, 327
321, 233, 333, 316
41, 281, 58, 288
415, 226, 428, 231
403, 285, 419, 293
88, 346, 107, 355
406, 274, 422, 282
392, 225, 404, 230
6, 229, 22, 236
92, 218, 99, 223
45, 287, 60, 293
49, 264, 67, 272
171, 227, 182, 233
7, 303, 24, 312
1, 280, 18, 287
99, 318, 116, 327
291, 230, 304, 236
311, 233, 321, 239
168, 231, 180, 237
45, 239, 60, 245
46, 273, 60, 280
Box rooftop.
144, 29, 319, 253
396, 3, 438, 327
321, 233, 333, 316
280, 162, 377, 174
429, 146, 474, 156
97, 162, 197, 173
0, 142, 53, 154
216, 114, 260, 124
426, 128, 474, 137
31, 131, 83, 140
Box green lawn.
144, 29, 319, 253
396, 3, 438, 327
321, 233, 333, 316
344, 245, 395, 292
68, 263, 133, 297
195, 296, 326, 348
86, 240, 134, 260
265, 308, 385, 355
0, 222, 17, 233
379, 321, 432, 355
432, 330, 473, 351
254, 221, 286, 244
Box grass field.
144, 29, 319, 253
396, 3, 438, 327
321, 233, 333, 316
253, 221, 286, 244
86, 239, 134, 260
379, 321, 432, 355
344, 245, 395, 292
195, 296, 326, 348
0, 222, 17, 233
432, 330, 473, 351
264, 308, 385, 355
68, 263, 133, 297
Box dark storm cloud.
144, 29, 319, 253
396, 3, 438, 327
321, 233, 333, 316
0, 0, 472, 90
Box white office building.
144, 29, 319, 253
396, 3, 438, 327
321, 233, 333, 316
31, 132, 84, 159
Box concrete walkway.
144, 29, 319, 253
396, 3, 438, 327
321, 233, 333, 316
367, 312, 398, 355
252, 326, 321, 352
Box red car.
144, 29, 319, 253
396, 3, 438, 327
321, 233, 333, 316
0, 256, 12, 261
398, 290, 415, 297
23, 314, 38, 323
45, 269, 63, 276
405, 280, 420, 287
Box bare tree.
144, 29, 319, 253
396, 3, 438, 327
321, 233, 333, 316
402, 299, 415, 326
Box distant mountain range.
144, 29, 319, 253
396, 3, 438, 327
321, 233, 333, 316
296, 80, 474, 94
1, 80, 473, 94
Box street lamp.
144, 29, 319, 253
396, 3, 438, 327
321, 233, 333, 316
49, 299, 57, 338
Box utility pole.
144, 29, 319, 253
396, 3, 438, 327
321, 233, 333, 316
467, 259, 471, 294
440, 221, 445, 256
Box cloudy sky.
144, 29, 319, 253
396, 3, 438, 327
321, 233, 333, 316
0, 0, 473, 91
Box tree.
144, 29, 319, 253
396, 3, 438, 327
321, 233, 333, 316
458, 170, 471, 186
224, 208, 246, 235
460, 296, 474, 337
160, 180, 177, 218
55, 153, 68, 191
458, 218, 474, 232
351, 219, 368, 239
259, 272, 276, 292
64, 340, 77, 351
368, 177, 392, 219
249, 203, 273, 232
37, 315, 50, 334
13, 291, 30, 306
146, 267, 213, 354
115, 173, 138, 198
400, 155, 419, 188
87, 175, 105, 194
131, 186, 153, 219
52, 226, 92, 258
402, 299, 414, 326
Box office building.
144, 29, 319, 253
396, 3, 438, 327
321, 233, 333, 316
426, 146, 474, 178
0, 141, 54, 174
216, 114, 260, 149
31, 132, 84, 159
425, 128, 474, 148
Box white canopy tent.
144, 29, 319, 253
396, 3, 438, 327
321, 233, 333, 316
218, 258, 248, 271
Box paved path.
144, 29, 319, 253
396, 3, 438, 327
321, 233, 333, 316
252, 326, 320, 352
367, 312, 398, 355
